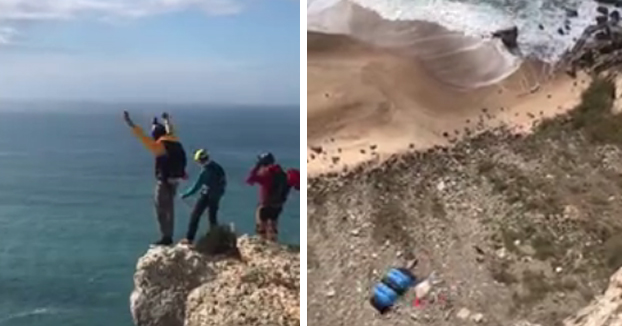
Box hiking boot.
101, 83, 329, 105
152, 237, 173, 246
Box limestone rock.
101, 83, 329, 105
457, 308, 471, 320
414, 279, 433, 299
564, 267, 622, 326
472, 313, 485, 323
130, 244, 215, 326
130, 232, 299, 326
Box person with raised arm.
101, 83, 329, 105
123, 111, 188, 246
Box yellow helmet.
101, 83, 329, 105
193, 149, 209, 162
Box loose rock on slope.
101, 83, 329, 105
307, 79, 622, 326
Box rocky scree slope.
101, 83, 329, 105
308, 79, 622, 326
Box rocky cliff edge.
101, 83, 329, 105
564, 266, 622, 326
129, 229, 300, 326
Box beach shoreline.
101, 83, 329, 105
306, 0, 622, 177
307, 28, 593, 177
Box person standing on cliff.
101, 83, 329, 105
179, 149, 227, 246
123, 111, 188, 246
246, 152, 297, 242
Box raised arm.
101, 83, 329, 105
162, 112, 175, 136
123, 111, 165, 156
246, 165, 269, 185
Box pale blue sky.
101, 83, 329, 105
0, 0, 300, 106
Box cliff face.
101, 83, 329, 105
130, 234, 300, 326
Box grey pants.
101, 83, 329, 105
154, 180, 179, 239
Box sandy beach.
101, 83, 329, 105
308, 29, 593, 175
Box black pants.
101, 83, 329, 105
255, 205, 283, 240
187, 192, 221, 242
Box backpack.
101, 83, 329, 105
267, 166, 291, 206
159, 140, 187, 179
205, 161, 226, 192
287, 169, 300, 191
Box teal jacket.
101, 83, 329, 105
181, 160, 226, 198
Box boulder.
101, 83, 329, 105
130, 244, 215, 326
492, 26, 519, 49
611, 10, 621, 24
566, 9, 579, 18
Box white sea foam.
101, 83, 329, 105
0, 308, 59, 324
308, 0, 606, 62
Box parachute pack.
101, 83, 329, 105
287, 169, 300, 191
266, 167, 300, 206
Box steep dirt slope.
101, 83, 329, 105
308, 79, 622, 326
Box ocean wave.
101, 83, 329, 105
308, 0, 522, 88
0, 307, 60, 324
308, 0, 604, 62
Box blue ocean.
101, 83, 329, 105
0, 103, 300, 326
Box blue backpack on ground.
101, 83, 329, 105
369, 261, 418, 314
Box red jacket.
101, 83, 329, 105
246, 164, 284, 206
